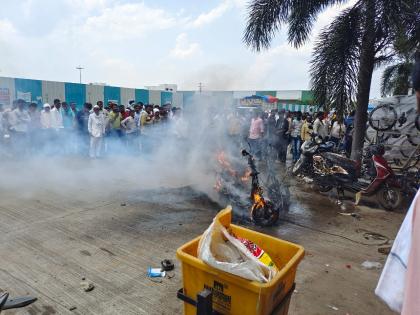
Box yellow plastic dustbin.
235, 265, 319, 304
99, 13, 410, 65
176, 208, 304, 315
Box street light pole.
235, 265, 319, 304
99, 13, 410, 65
76, 66, 84, 84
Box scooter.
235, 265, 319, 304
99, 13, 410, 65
292, 135, 337, 179
293, 137, 402, 210
0, 292, 37, 313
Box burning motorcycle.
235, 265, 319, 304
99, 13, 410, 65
215, 149, 287, 226
241, 149, 280, 226
293, 137, 403, 210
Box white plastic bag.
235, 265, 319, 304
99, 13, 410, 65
198, 206, 277, 283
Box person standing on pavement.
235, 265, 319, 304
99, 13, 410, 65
51, 99, 64, 129
290, 112, 303, 163
40, 103, 55, 154
88, 105, 105, 159
28, 102, 41, 154
62, 102, 75, 154
313, 112, 328, 139
248, 111, 264, 160
76, 103, 92, 155
300, 114, 312, 142
8, 99, 30, 156
330, 117, 346, 147
275, 111, 290, 164
121, 108, 137, 153
266, 109, 278, 159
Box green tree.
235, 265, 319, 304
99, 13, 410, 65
244, 0, 419, 160
381, 61, 413, 96
381, 38, 415, 96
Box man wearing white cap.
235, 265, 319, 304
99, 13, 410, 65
40, 104, 53, 129
88, 105, 105, 158
40, 104, 55, 154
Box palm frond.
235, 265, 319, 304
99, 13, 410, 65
243, 0, 291, 51
243, 0, 343, 51
287, 0, 346, 48
310, 6, 362, 118
381, 61, 414, 96
377, 0, 420, 53
380, 64, 400, 96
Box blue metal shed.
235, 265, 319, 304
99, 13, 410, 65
65, 83, 86, 109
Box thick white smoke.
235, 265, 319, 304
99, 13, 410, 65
0, 95, 249, 208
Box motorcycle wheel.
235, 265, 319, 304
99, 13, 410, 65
292, 158, 304, 176
377, 186, 402, 211
251, 200, 279, 226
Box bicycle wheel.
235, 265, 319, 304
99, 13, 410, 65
369, 104, 397, 131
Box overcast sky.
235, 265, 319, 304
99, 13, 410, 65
0, 0, 383, 96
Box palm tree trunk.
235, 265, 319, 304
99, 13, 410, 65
350, 0, 376, 161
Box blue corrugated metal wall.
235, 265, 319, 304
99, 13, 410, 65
14, 78, 42, 103
135, 89, 149, 104
161, 91, 172, 105
65, 83, 86, 109
104, 86, 120, 105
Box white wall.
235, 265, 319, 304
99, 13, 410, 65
86, 84, 104, 103
276, 90, 302, 100
120, 87, 135, 106
42, 80, 65, 104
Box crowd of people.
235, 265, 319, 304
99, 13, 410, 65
0, 98, 180, 159
0, 97, 357, 163
236, 108, 356, 164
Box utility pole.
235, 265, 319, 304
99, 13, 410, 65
76, 66, 84, 84
198, 82, 203, 93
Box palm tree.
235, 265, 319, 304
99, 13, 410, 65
381, 49, 415, 96
381, 60, 414, 96
244, 0, 419, 160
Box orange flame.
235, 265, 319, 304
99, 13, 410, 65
216, 151, 237, 177
214, 178, 223, 192
252, 190, 266, 215
240, 169, 252, 182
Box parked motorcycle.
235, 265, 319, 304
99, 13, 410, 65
293, 137, 402, 210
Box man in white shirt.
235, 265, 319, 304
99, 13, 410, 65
50, 99, 64, 129
88, 105, 105, 158
40, 104, 53, 129
121, 108, 137, 153
8, 99, 30, 156
313, 111, 328, 139
9, 99, 30, 133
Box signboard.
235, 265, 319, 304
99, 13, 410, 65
17, 91, 32, 102
239, 96, 263, 106
0, 88, 10, 105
